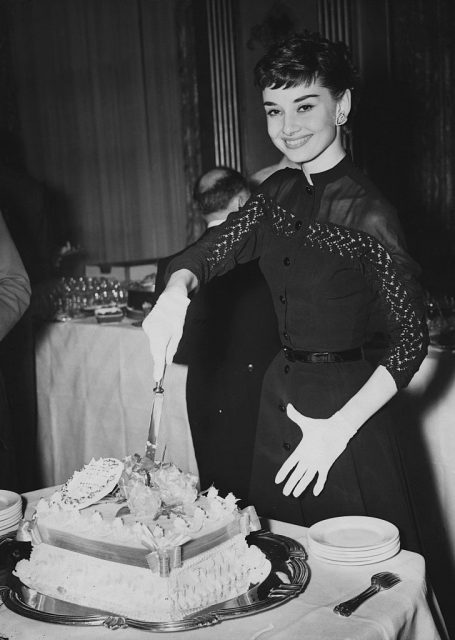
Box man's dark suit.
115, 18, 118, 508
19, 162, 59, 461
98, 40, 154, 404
155, 227, 280, 503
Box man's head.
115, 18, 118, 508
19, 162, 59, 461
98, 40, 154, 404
193, 167, 250, 225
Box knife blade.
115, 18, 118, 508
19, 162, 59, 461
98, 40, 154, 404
145, 377, 165, 464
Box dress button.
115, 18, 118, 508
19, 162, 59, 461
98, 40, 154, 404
284, 364, 290, 374
278, 403, 286, 412
305, 185, 313, 195
247, 363, 254, 372
283, 257, 291, 266
283, 442, 291, 451
283, 331, 289, 340
279, 295, 286, 304
295, 220, 302, 230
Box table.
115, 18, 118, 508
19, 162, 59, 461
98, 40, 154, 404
34, 321, 455, 632
0, 486, 447, 640
392, 345, 455, 635
34, 318, 198, 486
397, 346, 455, 559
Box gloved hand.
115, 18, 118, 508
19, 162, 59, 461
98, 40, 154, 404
142, 287, 190, 381
275, 404, 358, 497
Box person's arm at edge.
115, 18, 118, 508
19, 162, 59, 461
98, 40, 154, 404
0, 211, 31, 342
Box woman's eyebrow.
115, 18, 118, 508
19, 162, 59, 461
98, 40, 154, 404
263, 94, 320, 106
294, 94, 319, 102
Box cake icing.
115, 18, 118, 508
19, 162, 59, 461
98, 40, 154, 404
15, 456, 270, 621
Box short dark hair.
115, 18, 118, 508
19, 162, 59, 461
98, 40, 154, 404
193, 167, 249, 215
254, 31, 360, 110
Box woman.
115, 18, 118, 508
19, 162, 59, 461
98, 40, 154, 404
144, 33, 428, 550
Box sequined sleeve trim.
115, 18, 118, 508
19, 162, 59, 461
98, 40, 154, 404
306, 221, 428, 388
203, 193, 292, 277
205, 194, 266, 275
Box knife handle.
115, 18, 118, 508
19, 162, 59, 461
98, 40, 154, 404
153, 380, 164, 394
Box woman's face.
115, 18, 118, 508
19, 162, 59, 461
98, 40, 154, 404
262, 79, 348, 173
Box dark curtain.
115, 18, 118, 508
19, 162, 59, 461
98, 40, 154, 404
6, 0, 191, 263
358, 0, 455, 292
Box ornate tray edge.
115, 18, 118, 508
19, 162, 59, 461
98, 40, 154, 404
0, 530, 310, 632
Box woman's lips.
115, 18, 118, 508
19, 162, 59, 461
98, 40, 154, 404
283, 135, 312, 149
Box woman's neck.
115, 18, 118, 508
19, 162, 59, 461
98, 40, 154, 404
301, 139, 346, 185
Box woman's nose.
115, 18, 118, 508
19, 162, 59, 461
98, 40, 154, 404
282, 112, 300, 136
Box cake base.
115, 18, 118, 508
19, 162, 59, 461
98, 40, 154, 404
2, 531, 309, 632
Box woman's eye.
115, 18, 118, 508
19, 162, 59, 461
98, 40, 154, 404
265, 108, 281, 117
298, 104, 314, 112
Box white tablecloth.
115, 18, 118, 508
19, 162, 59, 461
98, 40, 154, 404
398, 346, 455, 558
0, 487, 447, 640
35, 318, 198, 486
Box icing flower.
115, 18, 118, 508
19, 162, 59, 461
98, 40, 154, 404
125, 481, 161, 519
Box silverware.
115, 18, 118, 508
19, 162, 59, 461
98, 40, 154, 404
334, 571, 401, 616
145, 377, 165, 464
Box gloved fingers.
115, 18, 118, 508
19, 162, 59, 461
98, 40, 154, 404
281, 460, 309, 496
142, 289, 190, 379
153, 350, 167, 383
147, 334, 168, 381
275, 447, 302, 484
313, 466, 329, 496
291, 465, 319, 497
165, 340, 177, 366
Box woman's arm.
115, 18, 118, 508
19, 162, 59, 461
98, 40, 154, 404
277, 209, 428, 498
143, 192, 272, 379
142, 271, 196, 381
277, 365, 397, 497
166, 269, 199, 296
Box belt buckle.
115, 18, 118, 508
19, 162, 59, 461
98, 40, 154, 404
310, 352, 331, 363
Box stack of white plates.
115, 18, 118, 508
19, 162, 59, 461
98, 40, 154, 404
0, 490, 22, 536
308, 515, 400, 565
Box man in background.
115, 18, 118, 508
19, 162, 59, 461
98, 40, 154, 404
0, 210, 30, 490
156, 167, 280, 502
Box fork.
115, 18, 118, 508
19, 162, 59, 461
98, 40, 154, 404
334, 572, 401, 616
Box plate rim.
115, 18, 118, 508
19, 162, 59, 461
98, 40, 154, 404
308, 515, 399, 550
0, 491, 21, 511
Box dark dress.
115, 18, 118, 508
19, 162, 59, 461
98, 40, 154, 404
168, 156, 428, 551
158, 229, 280, 502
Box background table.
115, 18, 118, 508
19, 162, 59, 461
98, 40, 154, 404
0, 486, 447, 640
34, 318, 198, 486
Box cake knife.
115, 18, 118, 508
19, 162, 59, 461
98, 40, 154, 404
145, 376, 165, 464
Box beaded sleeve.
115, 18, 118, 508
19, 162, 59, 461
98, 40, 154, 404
167, 193, 281, 284
306, 221, 428, 389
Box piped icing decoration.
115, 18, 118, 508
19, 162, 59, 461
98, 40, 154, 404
14, 453, 271, 621
46, 457, 124, 510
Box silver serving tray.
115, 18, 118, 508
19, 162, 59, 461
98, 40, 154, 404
0, 530, 309, 632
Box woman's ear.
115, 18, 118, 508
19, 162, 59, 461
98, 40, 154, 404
336, 88, 352, 123
232, 189, 250, 211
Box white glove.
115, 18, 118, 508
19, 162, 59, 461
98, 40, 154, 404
275, 404, 358, 497
142, 288, 190, 381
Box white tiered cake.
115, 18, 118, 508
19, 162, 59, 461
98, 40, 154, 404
14, 456, 270, 622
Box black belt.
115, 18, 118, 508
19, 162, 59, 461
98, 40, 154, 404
282, 346, 363, 363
